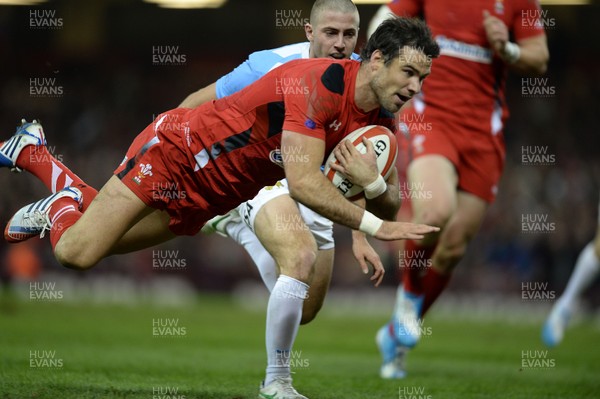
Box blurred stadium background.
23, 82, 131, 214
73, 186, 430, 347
0, 0, 599, 321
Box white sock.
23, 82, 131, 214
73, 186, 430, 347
264, 275, 309, 386
559, 242, 600, 309
226, 220, 278, 291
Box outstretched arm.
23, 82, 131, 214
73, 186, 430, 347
282, 131, 438, 240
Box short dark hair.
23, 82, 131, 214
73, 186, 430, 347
310, 0, 358, 26
360, 17, 440, 64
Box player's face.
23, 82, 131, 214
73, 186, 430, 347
370, 47, 432, 113
306, 10, 359, 60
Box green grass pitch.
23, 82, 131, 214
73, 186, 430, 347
1, 295, 598, 398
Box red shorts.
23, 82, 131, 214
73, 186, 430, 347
398, 109, 505, 203
114, 109, 214, 236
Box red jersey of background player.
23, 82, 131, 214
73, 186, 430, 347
117, 58, 395, 234
390, 0, 545, 133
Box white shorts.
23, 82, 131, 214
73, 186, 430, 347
237, 179, 335, 250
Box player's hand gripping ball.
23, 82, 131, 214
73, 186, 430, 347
323, 125, 398, 200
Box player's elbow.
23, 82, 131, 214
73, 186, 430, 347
528, 47, 550, 76
287, 176, 310, 203
532, 53, 549, 76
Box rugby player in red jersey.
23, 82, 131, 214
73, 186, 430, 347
1, 17, 440, 397
368, 0, 549, 379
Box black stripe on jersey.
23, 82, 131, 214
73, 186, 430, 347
320, 64, 345, 95
267, 101, 285, 138
378, 108, 395, 121
117, 136, 159, 179
211, 128, 253, 159
377, 108, 397, 132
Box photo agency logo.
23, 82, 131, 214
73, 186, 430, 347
521, 145, 556, 166
399, 249, 432, 270
29, 281, 63, 301
152, 45, 187, 66
152, 386, 186, 399
521, 281, 556, 301
275, 9, 309, 29
521, 77, 556, 98
29, 349, 63, 369
275, 213, 309, 232
29, 144, 64, 165
152, 250, 187, 270
521, 9, 556, 30
152, 181, 187, 202
399, 181, 433, 202
398, 46, 434, 64
29, 77, 63, 98
399, 386, 432, 399
275, 77, 309, 96
275, 349, 310, 368
396, 316, 432, 339
152, 318, 187, 337
398, 113, 433, 135
520, 349, 555, 370
29, 9, 63, 29
520, 213, 556, 234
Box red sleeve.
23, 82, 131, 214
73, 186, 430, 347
512, 0, 547, 41
387, 0, 423, 18
281, 67, 342, 141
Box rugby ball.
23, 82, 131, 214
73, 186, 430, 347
324, 125, 397, 200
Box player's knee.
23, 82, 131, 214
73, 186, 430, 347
300, 302, 322, 325
435, 229, 470, 271
294, 247, 318, 282
54, 239, 96, 271
277, 244, 318, 283
435, 244, 465, 272
415, 207, 452, 230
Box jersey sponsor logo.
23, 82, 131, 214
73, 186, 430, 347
436, 36, 493, 64
133, 163, 153, 185
304, 119, 316, 129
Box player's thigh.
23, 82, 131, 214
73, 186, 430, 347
56, 176, 159, 268
407, 154, 458, 228
111, 209, 175, 254
253, 195, 317, 282
302, 248, 334, 324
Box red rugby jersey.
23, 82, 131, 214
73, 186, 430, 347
389, 0, 545, 133
162, 58, 395, 212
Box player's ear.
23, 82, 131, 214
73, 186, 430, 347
369, 50, 385, 70
305, 23, 314, 41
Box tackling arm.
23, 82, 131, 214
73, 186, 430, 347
179, 82, 217, 108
